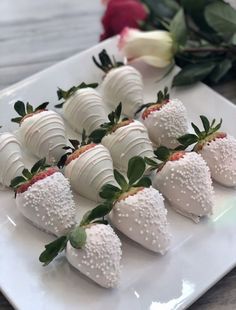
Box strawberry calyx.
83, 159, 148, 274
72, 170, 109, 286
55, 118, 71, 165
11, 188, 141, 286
55, 82, 99, 109
135, 86, 170, 117
92, 49, 124, 74
10, 158, 52, 196
89, 102, 133, 143
57, 129, 95, 168
11, 101, 49, 125
178, 115, 223, 151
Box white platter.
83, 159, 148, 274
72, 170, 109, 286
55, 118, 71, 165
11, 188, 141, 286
0, 36, 236, 310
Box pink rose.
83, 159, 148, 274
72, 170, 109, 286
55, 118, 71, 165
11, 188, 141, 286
100, 0, 148, 41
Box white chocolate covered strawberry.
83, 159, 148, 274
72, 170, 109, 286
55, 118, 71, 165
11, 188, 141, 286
11, 159, 76, 236
0, 132, 24, 186
11, 101, 66, 163
89, 103, 154, 172
59, 134, 115, 202
93, 49, 143, 118
146, 147, 214, 223
178, 116, 236, 187
100, 156, 171, 253
139, 87, 188, 148
55, 82, 108, 134
39, 203, 122, 288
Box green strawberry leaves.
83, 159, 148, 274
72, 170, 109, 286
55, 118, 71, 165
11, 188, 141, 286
55, 82, 99, 108
127, 156, 146, 185
39, 236, 68, 266
11, 100, 49, 124
69, 227, 87, 249
92, 49, 124, 73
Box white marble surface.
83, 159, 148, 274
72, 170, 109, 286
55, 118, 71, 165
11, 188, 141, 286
0, 1, 235, 309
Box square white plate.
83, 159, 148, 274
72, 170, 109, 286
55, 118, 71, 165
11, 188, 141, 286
0, 37, 236, 310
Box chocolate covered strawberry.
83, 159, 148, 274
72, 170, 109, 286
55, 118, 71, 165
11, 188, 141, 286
89, 103, 154, 172
93, 49, 143, 118
137, 87, 188, 148
178, 116, 236, 187
146, 146, 214, 222
55, 82, 108, 134
11, 158, 76, 236
39, 202, 122, 288
11, 100, 66, 163
99, 156, 171, 254
0, 131, 24, 186
58, 131, 115, 202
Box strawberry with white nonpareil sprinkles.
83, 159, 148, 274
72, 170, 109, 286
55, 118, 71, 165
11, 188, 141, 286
11, 158, 76, 236
93, 49, 143, 118
137, 87, 188, 148
58, 130, 115, 202
0, 129, 24, 186
55, 82, 108, 135
178, 116, 236, 187
39, 202, 122, 288
11, 100, 66, 163
146, 146, 214, 223
100, 156, 171, 254
89, 102, 154, 172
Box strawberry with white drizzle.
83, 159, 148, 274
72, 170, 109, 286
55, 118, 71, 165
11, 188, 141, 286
59, 131, 115, 202
0, 130, 24, 186
11, 158, 76, 236
89, 103, 154, 172
11, 101, 66, 163
39, 202, 122, 288
93, 49, 143, 118
55, 82, 108, 135
146, 146, 214, 223
178, 116, 236, 187
137, 87, 188, 148
100, 157, 171, 254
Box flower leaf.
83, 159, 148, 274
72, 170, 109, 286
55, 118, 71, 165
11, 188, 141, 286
39, 235, 68, 266
10, 176, 27, 189
209, 59, 232, 84
99, 183, 121, 200
35, 102, 49, 111
26, 102, 34, 114
170, 8, 187, 47
14, 101, 26, 117
172, 63, 216, 87
191, 122, 202, 137
69, 226, 87, 249
31, 158, 47, 174
133, 176, 152, 188
205, 1, 236, 39
127, 156, 146, 185
22, 168, 32, 179
11, 117, 23, 124
144, 157, 159, 169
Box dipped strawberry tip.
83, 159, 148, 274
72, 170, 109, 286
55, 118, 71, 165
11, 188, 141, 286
10, 157, 54, 195
135, 86, 170, 117
57, 129, 95, 168
99, 156, 152, 202
89, 102, 133, 143
11, 100, 49, 125
177, 115, 225, 150
55, 82, 99, 108
92, 49, 124, 73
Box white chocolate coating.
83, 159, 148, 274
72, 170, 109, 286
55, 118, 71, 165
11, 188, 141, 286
64, 144, 115, 202
199, 135, 236, 187
110, 187, 171, 254
102, 66, 143, 118
19, 110, 66, 163
102, 120, 154, 172
142, 99, 188, 148
153, 152, 214, 222
66, 224, 122, 288
63, 88, 108, 134
16, 172, 76, 236
0, 132, 24, 186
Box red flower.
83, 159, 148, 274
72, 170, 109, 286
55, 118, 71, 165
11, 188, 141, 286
100, 0, 148, 41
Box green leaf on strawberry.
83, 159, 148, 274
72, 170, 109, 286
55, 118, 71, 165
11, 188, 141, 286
69, 226, 87, 249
